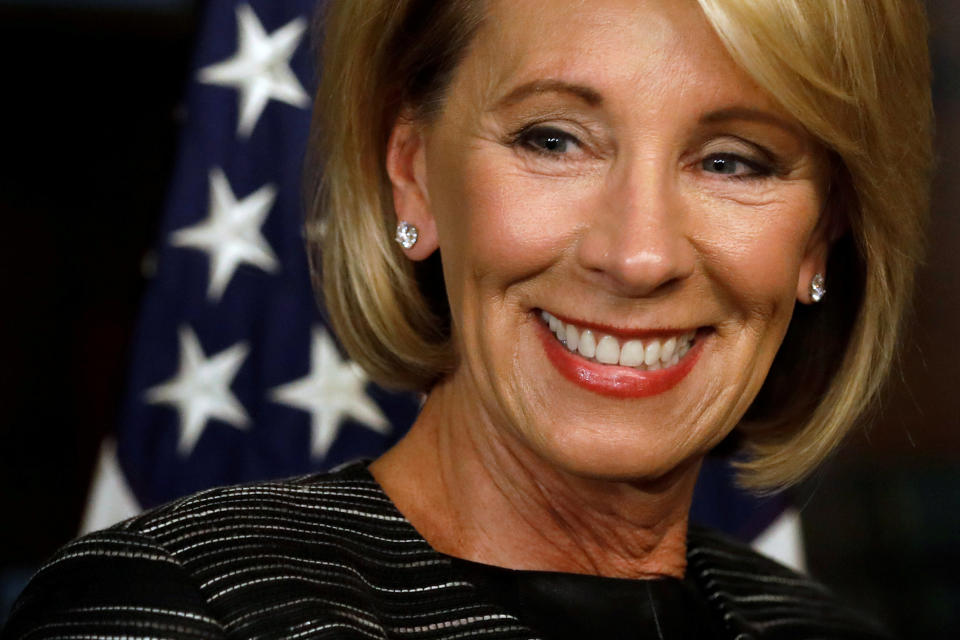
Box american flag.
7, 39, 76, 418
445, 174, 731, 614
81, 0, 802, 570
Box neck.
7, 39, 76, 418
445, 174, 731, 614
370, 378, 701, 579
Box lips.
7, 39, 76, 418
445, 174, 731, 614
536, 310, 705, 398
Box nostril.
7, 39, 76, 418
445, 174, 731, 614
576, 226, 695, 297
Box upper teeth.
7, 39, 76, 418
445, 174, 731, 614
541, 310, 694, 371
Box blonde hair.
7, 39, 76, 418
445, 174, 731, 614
307, 0, 932, 490
696, 0, 932, 488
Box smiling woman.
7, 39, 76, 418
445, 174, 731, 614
2, 0, 932, 639
319, 0, 930, 494
374, 0, 834, 501
313, 0, 930, 631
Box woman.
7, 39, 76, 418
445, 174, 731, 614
3, 0, 930, 638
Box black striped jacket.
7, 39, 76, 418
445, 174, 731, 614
2, 462, 891, 640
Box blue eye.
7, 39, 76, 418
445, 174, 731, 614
706, 156, 739, 174
516, 126, 578, 156
701, 153, 770, 178
538, 134, 568, 153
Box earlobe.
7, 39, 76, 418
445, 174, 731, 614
796, 240, 829, 305
385, 120, 439, 260
797, 177, 847, 304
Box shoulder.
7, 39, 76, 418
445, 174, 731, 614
118, 459, 405, 543
687, 526, 894, 639
2, 462, 438, 640
112, 460, 433, 572
2, 524, 225, 639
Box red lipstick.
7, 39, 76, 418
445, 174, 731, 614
536, 319, 703, 398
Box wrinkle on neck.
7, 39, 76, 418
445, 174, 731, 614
370, 377, 701, 579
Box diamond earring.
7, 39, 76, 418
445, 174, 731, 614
810, 273, 826, 303
395, 221, 419, 249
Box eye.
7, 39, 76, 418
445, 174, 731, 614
701, 153, 772, 178
514, 125, 582, 157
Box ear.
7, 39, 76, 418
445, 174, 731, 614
797, 177, 850, 304
797, 198, 847, 304
797, 157, 850, 304
385, 119, 439, 260
796, 237, 828, 305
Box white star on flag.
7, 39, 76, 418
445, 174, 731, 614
197, 3, 309, 138
145, 326, 251, 457
270, 328, 390, 459
171, 167, 279, 302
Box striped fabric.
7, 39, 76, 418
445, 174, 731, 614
3, 462, 890, 640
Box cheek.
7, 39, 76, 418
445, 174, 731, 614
432, 153, 588, 285
694, 192, 820, 313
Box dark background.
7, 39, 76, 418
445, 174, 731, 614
0, 0, 957, 636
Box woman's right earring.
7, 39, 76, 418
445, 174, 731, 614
810, 273, 826, 303
395, 221, 419, 249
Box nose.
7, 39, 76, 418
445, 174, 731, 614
575, 161, 695, 297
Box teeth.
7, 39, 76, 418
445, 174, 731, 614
643, 340, 660, 366
619, 340, 644, 367
540, 311, 696, 371
661, 336, 676, 361
595, 335, 620, 364
564, 323, 579, 352
578, 329, 597, 358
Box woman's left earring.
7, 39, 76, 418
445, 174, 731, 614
810, 273, 826, 303
395, 221, 419, 249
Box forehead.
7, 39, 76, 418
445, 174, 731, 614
453, 0, 780, 117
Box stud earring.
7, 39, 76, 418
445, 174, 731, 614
395, 221, 419, 249
810, 273, 826, 303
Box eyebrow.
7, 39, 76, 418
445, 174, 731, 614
699, 107, 802, 136
494, 80, 604, 109
492, 84, 803, 138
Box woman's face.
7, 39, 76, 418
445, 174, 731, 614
390, 0, 828, 480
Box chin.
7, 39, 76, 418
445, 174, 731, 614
521, 419, 709, 485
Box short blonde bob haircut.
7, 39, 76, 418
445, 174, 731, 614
307, 0, 932, 490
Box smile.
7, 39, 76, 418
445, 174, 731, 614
541, 310, 695, 370
536, 310, 705, 398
